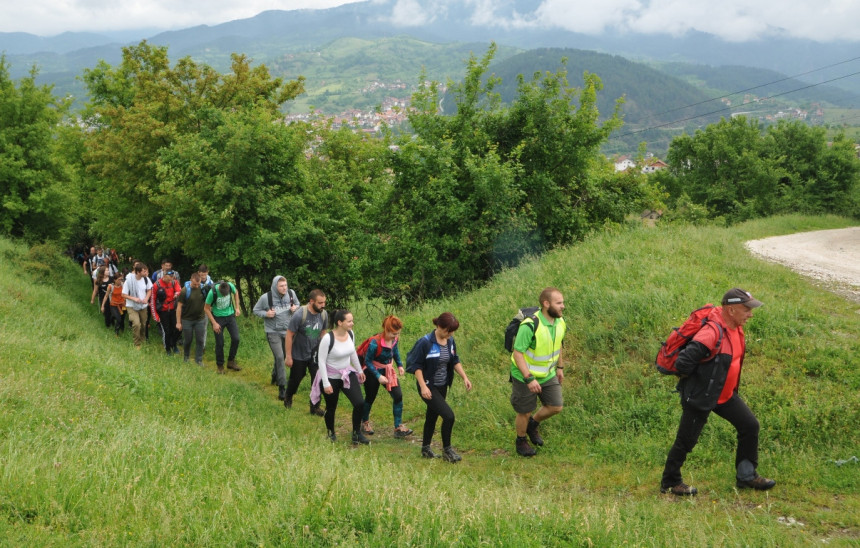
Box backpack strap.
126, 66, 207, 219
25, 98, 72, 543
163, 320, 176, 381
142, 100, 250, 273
267, 290, 273, 310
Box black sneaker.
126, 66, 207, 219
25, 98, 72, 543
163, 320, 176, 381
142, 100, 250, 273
352, 430, 370, 445
442, 447, 462, 463
526, 417, 544, 447
516, 436, 536, 457
736, 475, 776, 491
309, 403, 325, 416
421, 445, 438, 459
660, 483, 698, 496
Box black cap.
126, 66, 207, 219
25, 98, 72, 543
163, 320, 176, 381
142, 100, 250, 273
722, 288, 763, 308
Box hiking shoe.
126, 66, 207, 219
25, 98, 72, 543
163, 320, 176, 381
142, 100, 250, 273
352, 430, 370, 445
736, 475, 776, 491
309, 403, 325, 416
284, 394, 293, 409
217, 365, 225, 374
442, 447, 462, 463
527, 417, 544, 447
393, 425, 413, 438
661, 483, 698, 496
516, 436, 536, 457
361, 421, 375, 435
278, 386, 286, 401
226, 360, 241, 371
327, 430, 337, 442
421, 445, 438, 459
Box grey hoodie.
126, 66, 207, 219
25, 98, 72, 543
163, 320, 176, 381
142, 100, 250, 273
252, 275, 299, 334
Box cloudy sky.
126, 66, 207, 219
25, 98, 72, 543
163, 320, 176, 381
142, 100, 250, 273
4, 0, 860, 43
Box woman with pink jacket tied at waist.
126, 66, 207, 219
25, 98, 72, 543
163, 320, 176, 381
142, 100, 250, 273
310, 309, 369, 445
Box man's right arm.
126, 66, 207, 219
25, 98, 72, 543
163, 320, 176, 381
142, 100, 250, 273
284, 330, 295, 367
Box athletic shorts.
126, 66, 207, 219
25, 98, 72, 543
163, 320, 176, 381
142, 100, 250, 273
510, 374, 563, 414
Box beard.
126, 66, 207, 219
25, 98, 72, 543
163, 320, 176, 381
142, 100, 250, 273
546, 304, 563, 319
311, 303, 323, 314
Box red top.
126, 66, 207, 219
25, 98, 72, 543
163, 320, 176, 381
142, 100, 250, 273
692, 307, 745, 404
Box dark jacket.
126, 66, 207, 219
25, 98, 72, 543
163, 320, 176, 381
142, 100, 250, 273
406, 333, 460, 388
675, 320, 745, 411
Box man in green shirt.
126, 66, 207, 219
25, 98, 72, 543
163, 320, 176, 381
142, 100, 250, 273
204, 280, 242, 374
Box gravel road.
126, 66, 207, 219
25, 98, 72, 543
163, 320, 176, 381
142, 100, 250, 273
745, 227, 860, 302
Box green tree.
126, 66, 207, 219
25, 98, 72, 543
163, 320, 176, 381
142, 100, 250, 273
0, 57, 75, 242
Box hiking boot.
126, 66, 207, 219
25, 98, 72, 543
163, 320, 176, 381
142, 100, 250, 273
226, 360, 241, 371
393, 425, 414, 438
284, 394, 293, 409
309, 403, 325, 416
361, 420, 375, 435
327, 430, 337, 442
421, 445, 438, 459
516, 436, 536, 457
442, 447, 462, 463
278, 386, 286, 401
217, 365, 225, 374
352, 430, 370, 445
736, 475, 776, 491
661, 483, 698, 496
527, 417, 544, 447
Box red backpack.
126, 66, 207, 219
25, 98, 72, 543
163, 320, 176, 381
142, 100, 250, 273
655, 304, 723, 375
356, 333, 386, 368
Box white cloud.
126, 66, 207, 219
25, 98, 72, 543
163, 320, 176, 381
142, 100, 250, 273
387, 0, 437, 26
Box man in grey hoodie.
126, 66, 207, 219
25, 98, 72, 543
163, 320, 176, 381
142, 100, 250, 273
253, 276, 299, 404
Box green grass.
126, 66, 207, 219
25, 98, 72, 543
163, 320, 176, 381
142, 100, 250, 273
1, 215, 859, 546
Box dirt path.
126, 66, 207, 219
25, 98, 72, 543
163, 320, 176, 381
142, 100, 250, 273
745, 227, 860, 303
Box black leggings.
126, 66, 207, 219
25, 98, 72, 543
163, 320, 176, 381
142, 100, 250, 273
320, 373, 365, 432
110, 305, 126, 335
419, 383, 454, 447
287, 359, 319, 401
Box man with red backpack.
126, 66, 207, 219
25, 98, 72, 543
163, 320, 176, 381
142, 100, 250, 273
151, 270, 182, 356
660, 288, 776, 496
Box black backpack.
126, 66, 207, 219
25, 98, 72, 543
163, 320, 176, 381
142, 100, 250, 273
504, 306, 540, 352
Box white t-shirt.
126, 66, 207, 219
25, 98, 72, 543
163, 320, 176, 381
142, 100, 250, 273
317, 332, 360, 388
123, 275, 152, 311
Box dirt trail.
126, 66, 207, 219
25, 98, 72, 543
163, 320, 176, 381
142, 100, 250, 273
745, 227, 860, 303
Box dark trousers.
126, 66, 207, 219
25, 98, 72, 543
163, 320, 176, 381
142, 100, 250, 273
109, 305, 126, 335
320, 373, 365, 433
102, 301, 112, 328
287, 359, 318, 402
362, 373, 404, 426
213, 315, 240, 366
157, 308, 180, 353
662, 395, 760, 488
420, 384, 455, 448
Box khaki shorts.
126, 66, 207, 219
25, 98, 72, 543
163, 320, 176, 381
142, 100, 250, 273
510, 374, 563, 414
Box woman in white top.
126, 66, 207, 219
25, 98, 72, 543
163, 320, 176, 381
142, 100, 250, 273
310, 309, 368, 444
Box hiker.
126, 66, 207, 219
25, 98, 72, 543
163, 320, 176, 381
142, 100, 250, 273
284, 289, 328, 415
204, 280, 242, 374
252, 275, 299, 403
91, 265, 113, 328
82, 246, 95, 276
176, 272, 208, 365
102, 273, 126, 337
187, 264, 214, 347
310, 309, 368, 444
88, 246, 108, 275
151, 258, 179, 283
359, 315, 412, 438
510, 287, 567, 457
406, 312, 472, 463
122, 262, 152, 350
660, 288, 776, 496
151, 270, 182, 356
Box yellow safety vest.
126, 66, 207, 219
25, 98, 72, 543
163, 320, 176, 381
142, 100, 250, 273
519, 315, 566, 378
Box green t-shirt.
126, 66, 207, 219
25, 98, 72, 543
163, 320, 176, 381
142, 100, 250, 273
510, 311, 563, 383
205, 282, 237, 317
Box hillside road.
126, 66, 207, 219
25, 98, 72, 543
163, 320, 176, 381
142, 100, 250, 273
745, 227, 860, 302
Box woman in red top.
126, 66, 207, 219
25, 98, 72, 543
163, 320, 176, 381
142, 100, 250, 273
660, 288, 776, 496
102, 273, 126, 336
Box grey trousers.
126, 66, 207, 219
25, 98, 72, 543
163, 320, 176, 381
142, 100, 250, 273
266, 331, 288, 386
181, 318, 207, 364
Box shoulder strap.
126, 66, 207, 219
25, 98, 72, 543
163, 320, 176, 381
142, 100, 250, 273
267, 290, 273, 310
301, 305, 307, 324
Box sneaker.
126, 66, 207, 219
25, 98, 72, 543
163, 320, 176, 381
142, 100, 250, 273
226, 360, 241, 371
393, 425, 413, 438
309, 403, 325, 416
327, 430, 337, 442
361, 420, 375, 435
442, 447, 462, 463
217, 365, 225, 374
421, 445, 438, 459
284, 394, 293, 409
516, 436, 536, 457
352, 430, 370, 445
736, 475, 776, 491
173, 347, 180, 355
660, 483, 698, 496
526, 417, 544, 447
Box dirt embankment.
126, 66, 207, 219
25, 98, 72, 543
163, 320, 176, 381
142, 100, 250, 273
745, 227, 860, 303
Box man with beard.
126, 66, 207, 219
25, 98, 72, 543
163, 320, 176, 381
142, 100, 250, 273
284, 289, 328, 415
509, 287, 567, 457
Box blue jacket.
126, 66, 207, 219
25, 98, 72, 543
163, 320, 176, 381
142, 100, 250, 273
406, 333, 460, 387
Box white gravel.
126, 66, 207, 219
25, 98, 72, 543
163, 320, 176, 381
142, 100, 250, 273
745, 227, 860, 302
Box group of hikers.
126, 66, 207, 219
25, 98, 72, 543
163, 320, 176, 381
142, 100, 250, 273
83, 246, 776, 493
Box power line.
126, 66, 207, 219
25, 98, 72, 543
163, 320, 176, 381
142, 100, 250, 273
657, 55, 860, 116
612, 70, 860, 139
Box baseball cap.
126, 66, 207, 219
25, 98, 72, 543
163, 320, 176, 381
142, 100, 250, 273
722, 288, 763, 308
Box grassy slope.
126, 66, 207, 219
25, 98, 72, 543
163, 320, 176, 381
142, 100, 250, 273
1, 215, 858, 546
